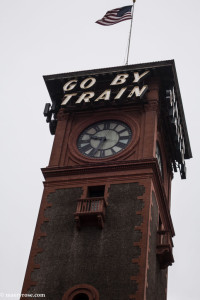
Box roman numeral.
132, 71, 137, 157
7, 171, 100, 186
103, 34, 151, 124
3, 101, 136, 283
111, 148, 116, 155
116, 142, 125, 148
118, 128, 127, 134
81, 144, 92, 152
119, 136, 129, 141
81, 139, 91, 143
85, 132, 93, 136
99, 150, 105, 157
104, 122, 110, 130
94, 125, 100, 132
90, 148, 98, 157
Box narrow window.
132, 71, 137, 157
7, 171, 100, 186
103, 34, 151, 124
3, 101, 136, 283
156, 142, 163, 179
74, 186, 106, 229
87, 185, 105, 198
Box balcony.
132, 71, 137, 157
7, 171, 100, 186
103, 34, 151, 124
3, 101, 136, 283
156, 230, 174, 269
74, 197, 107, 229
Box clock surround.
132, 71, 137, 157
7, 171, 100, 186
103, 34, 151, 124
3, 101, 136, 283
68, 112, 140, 163
77, 119, 132, 159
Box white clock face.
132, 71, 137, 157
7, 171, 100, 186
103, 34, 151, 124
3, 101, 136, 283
77, 120, 132, 158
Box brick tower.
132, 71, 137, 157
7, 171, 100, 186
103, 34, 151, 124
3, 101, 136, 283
21, 60, 192, 300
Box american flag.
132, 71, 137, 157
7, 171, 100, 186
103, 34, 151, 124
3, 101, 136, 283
96, 6, 133, 26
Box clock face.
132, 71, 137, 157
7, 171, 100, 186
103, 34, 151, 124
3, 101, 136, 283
77, 120, 132, 159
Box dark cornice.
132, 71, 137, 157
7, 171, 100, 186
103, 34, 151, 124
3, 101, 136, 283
43, 60, 175, 80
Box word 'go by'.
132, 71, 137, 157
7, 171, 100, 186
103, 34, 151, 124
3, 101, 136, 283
61, 71, 150, 105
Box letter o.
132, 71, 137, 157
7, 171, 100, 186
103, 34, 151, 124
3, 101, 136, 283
80, 77, 96, 89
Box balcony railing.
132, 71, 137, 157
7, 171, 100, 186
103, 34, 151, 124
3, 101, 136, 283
156, 230, 174, 269
74, 197, 107, 229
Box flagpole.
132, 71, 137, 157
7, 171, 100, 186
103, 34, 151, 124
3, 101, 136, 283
125, 0, 136, 65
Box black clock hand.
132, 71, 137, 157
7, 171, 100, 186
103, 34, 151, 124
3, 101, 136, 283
92, 130, 111, 141
91, 135, 103, 140
93, 137, 106, 154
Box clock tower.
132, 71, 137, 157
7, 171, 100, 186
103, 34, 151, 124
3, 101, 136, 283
21, 60, 192, 300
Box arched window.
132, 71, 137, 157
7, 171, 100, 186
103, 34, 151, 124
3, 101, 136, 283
62, 284, 99, 300
73, 293, 89, 300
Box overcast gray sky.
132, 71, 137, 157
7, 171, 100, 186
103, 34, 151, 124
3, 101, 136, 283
0, 0, 199, 299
